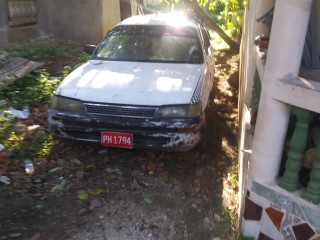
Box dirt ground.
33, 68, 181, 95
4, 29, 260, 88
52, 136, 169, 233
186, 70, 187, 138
0, 41, 240, 240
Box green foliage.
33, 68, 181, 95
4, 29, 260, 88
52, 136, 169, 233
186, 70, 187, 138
0, 70, 61, 109
78, 52, 91, 64
6, 43, 67, 60
0, 69, 59, 157
60, 66, 72, 79
147, 0, 246, 41
0, 111, 15, 147
4, 131, 55, 159
0, 43, 84, 167
198, 0, 246, 40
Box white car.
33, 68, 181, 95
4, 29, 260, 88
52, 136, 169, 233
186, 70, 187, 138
48, 13, 215, 151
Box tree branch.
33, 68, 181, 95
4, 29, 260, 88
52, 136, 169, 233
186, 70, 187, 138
183, 0, 240, 52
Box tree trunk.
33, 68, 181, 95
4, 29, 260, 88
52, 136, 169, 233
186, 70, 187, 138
135, 0, 240, 52
136, 0, 146, 15
183, 0, 240, 52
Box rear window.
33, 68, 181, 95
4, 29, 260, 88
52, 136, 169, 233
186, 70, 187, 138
93, 25, 203, 64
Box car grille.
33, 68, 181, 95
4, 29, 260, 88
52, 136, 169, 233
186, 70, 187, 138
84, 103, 158, 118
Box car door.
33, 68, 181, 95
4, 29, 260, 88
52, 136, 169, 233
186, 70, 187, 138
199, 25, 215, 111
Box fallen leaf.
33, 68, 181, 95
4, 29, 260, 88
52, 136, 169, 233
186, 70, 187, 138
0, 175, 10, 184
146, 162, 157, 172
90, 198, 102, 210
8, 232, 22, 238
33, 178, 42, 183
89, 188, 104, 195
77, 190, 89, 200
214, 213, 221, 222
49, 167, 61, 173
30, 232, 41, 240
144, 197, 153, 204
51, 180, 66, 192
73, 159, 82, 165
158, 171, 168, 177
105, 167, 113, 173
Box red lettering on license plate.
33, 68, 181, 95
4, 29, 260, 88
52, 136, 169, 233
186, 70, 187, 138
101, 132, 133, 149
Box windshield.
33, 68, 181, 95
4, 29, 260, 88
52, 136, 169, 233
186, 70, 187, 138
93, 25, 203, 64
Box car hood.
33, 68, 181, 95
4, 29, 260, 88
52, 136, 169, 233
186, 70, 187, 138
55, 60, 203, 106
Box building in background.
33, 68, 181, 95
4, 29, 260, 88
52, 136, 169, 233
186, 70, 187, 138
0, 0, 138, 44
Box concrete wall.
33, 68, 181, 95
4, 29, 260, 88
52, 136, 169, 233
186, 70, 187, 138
102, 0, 121, 38
1, 0, 137, 44
37, 0, 105, 44
0, 0, 38, 43
0, 0, 8, 42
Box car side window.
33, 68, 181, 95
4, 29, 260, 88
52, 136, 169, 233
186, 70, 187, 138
200, 26, 212, 56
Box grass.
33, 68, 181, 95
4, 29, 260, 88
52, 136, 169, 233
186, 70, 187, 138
6, 43, 67, 60
0, 41, 89, 164
0, 70, 61, 109
0, 43, 74, 162
0, 69, 60, 159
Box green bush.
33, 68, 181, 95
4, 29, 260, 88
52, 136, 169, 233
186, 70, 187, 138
0, 70, 61, 109
6, 43, 67, 60
0, 69, 60, 155
0, 42, 83, 162
146, 0, 246, 41
202, 0, 246, 40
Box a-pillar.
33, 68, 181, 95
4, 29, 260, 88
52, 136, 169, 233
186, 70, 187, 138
250, 0, 313, 184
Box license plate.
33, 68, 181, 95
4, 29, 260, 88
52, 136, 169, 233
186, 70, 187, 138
101, 132, 133, 149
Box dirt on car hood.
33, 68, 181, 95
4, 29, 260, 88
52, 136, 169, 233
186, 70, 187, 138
55, 60, 203, 106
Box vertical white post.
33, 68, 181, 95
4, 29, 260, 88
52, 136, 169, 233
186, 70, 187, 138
250, 0, 313, 184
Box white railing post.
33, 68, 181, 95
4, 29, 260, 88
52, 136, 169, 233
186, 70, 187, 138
250, 0, 313, 184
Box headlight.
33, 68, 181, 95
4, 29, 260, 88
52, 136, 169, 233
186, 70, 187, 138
51, 95, 85, 113
154, 103, 202, 119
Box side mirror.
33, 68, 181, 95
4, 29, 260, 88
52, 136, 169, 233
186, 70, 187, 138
84, 44, 97, 55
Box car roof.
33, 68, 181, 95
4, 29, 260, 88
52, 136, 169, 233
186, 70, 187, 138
117, 13, 198, 28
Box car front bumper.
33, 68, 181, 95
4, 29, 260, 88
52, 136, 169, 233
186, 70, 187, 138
48, 109, 205, 151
